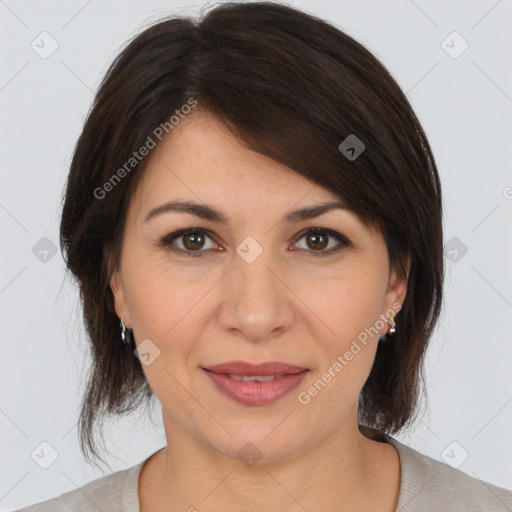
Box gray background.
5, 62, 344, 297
1, 0, 511, 509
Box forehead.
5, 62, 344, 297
129, 111, 344, 219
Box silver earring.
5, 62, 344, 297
120, 316, 134, 347
379, 316, 397, 343
388, 316, 396, 335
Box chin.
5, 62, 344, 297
203, 419, 310, 465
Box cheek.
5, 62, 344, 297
125, 265, 207, 412
305, 270, 387, 348
129, 274, 207, 348
122, 240, 210, 335
296, 278, 384, 418
298, 269, 386, 401
120, 254, 213, 401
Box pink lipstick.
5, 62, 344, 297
202, 361, 309, 406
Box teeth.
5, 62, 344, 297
227, 374, 283, 382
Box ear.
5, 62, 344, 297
110, 269, 131, 327
381, 256, 410, 326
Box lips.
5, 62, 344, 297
203, 361, 308, 376
202, 361, 309, 405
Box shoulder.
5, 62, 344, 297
13, 461, 143, 512
386, 435, 512, 511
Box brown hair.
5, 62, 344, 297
60, 1, 444, 469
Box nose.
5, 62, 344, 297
216, 243, 295, 343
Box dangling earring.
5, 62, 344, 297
120, 316, 134, 347
379, 316, 397, 343
388, 316, 396, 335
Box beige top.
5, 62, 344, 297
15, 429, 512, 511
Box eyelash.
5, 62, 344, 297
157, 227, 351, 258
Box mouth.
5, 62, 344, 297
203, 360, 308, 376
202, 361, 309, 405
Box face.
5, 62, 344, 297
110, 110, 407, 462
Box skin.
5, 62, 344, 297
110, 109, 408, 512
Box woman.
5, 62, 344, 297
17, 2, 512, 511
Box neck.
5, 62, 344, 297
138, 412, 400, 512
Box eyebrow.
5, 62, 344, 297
144, 200, 350, 224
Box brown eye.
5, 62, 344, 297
294, 228, 350, 257
159, 227, 350, 259
305, 232, 329, 251
160, 229, 218, 257
182, 232, 207, 251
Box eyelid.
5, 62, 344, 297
291, 227, 351, 257
157, 227, 351, 257
157, 228, 220, 256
